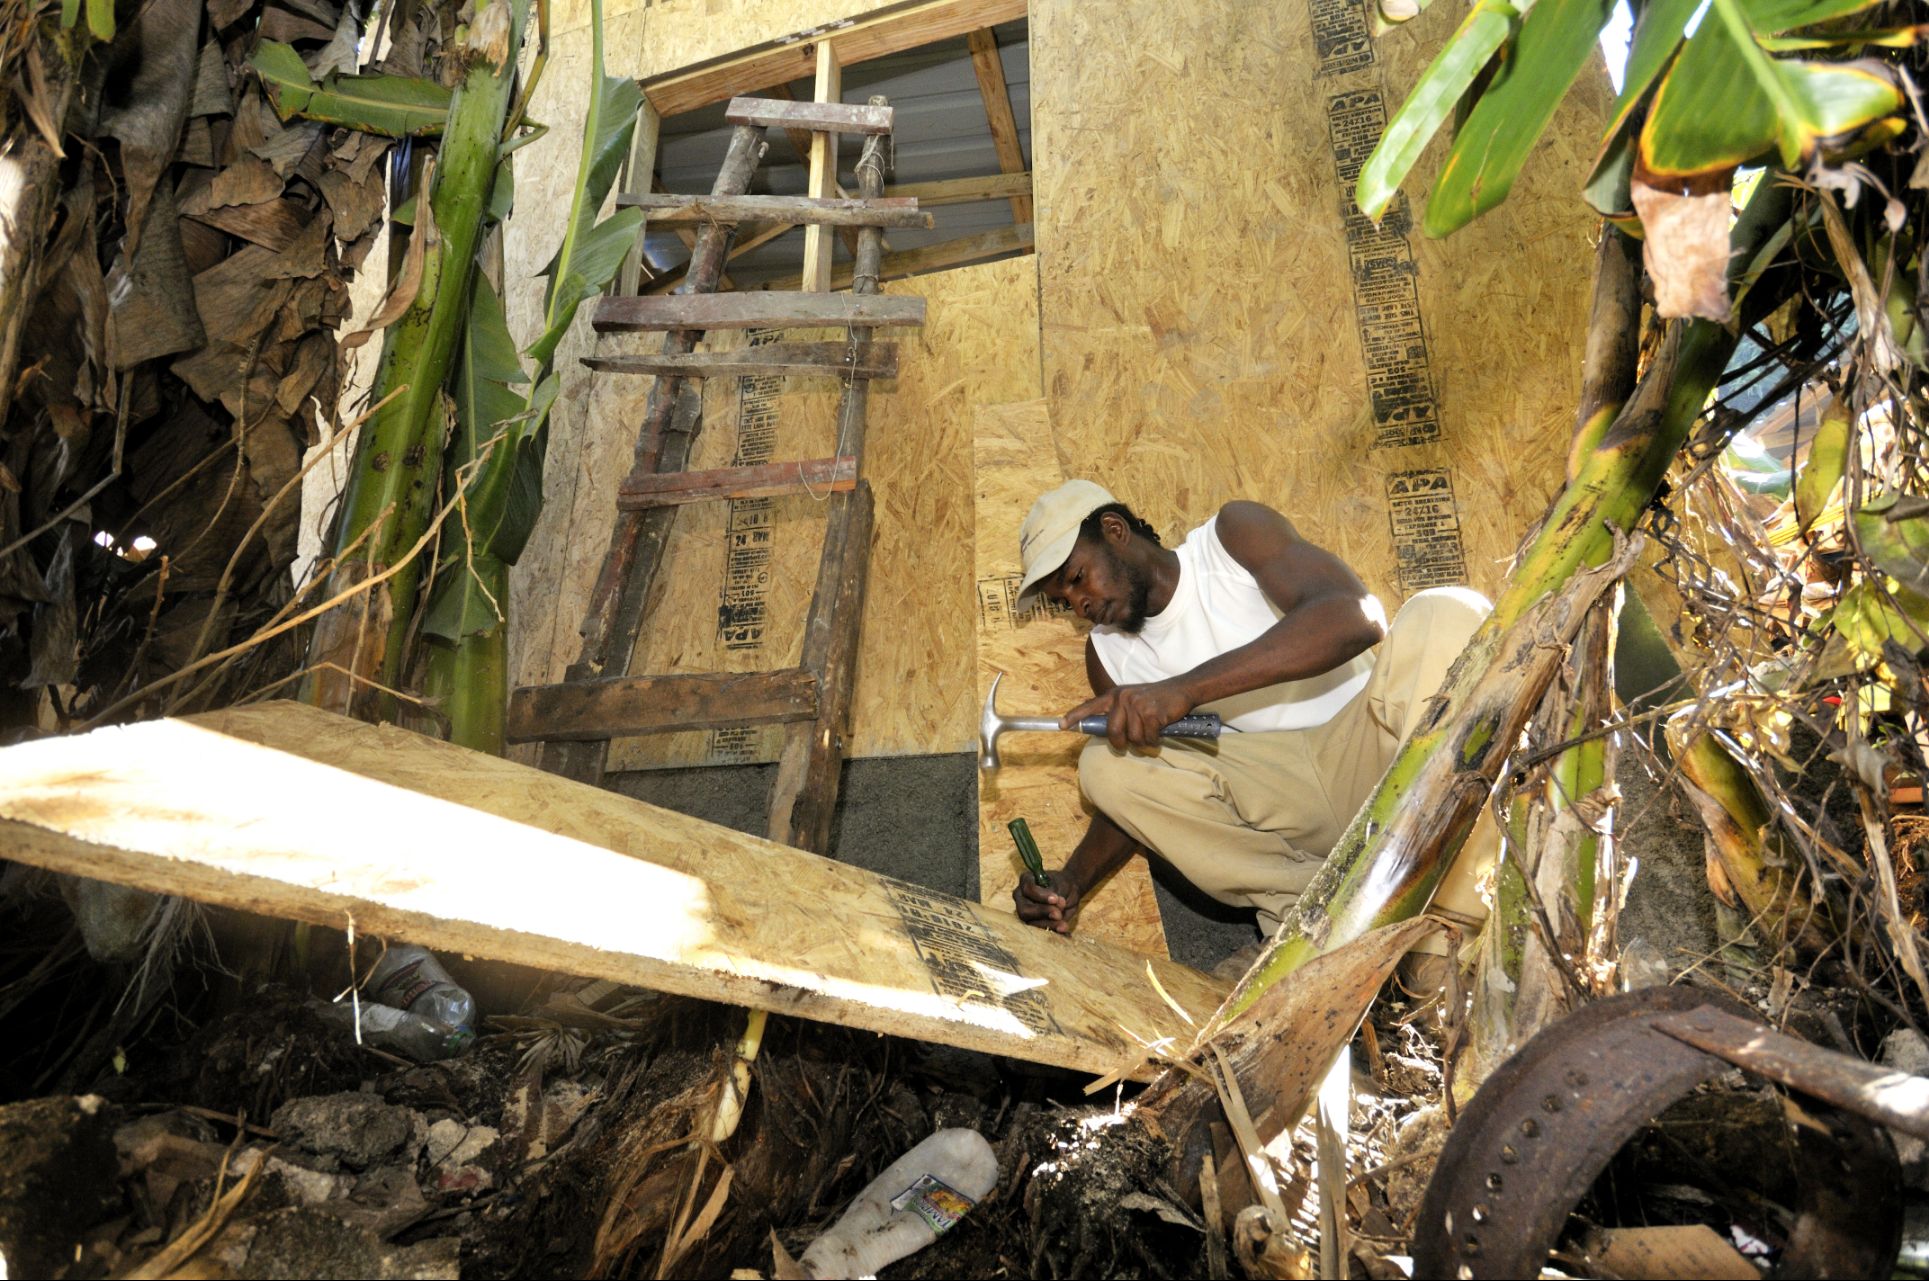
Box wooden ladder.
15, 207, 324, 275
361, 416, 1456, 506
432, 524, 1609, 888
508, 95, 925, 855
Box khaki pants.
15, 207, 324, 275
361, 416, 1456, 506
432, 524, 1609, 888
1079, 586, 1496, 938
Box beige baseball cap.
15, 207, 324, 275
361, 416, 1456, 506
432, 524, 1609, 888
1014, 479, 1116, 609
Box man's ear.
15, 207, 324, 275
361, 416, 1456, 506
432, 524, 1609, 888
1101, 511, 1130, 545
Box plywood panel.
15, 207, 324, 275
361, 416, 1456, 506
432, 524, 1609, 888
973, 400, 1168, 957
0, 703, 1228, 1076
598, 254, 1038, 770
1029, 0, 1610, 611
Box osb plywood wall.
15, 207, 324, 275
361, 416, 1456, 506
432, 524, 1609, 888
1029, 0, 1611, 605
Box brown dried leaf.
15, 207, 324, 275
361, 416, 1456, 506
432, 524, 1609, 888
187, 195, 312, 251
267, 209, 331, 280
110, 180, 206, 368
204, 154, 285, 211
275, 333, 333, 416
189, 39, 232, 117
97, 0, 200, 261
259, 5, 336, 43
1631, 176, 1734, 323
250, 120, 322, 178
316, 167, 385, 241
178, 117, 216, 167
186, 244, 296, 346
340, 174, 432, 352
17, 46, 65, 158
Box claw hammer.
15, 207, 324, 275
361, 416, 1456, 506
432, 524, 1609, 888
978, 672, 1222, 769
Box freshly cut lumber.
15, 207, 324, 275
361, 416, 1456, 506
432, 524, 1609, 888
724, 96, 893, 136
614, 193, 931, 230
509, 668, 819, 743
592, 293, 926, 333
616, 456, 858, 510
0, 703, 1227, 1076
583, 341, 899, 381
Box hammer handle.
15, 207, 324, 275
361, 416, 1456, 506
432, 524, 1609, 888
1074, 711, 1222, 740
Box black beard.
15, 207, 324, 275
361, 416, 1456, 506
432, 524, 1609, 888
1109, 547, 1155, 634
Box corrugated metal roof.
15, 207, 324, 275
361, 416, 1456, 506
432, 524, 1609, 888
639, 18, 1029, 288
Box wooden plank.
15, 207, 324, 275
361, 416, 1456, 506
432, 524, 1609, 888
0, 702, 1229, 1077
973, 399, 1169, 959
802, 42, 842, 293
584, 341, 899, 380
617, 456, 859, 510
613, 100, 662, 297
885, 171, 1032, 207
508, 669, 819, 743
780, 225, 1033, 292
615, 193, 931, 230
725, 96, 894, 136
643, 0, 1029, 119
769, 486, 875, 851
593, 292, 926, 332
964, 29, 1033, 223
762, 82, 864, 261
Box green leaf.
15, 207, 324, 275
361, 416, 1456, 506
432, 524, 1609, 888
1794, 400, 1849, 532
1598, 0, 1701, 145
529, 64, 644, 364
84, 0, 113, 42
1583, 124, 1637, 216
1831, 578, 1929, 666
250, 40, 452, 137
1640, 0, 1902, 177
420, 549, 509, 641
1855, 492, 1929, 598
1356, 0, 1517, 221
487, 152, 516, 223
59, 0, 79, 29
1760, 24, 1927, 51
1748, 0, 1885, 34
1424, 0, 1614, 236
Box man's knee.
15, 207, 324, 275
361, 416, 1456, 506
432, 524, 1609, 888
1077, 740, 1140, 814
1393, 586, 1491, 648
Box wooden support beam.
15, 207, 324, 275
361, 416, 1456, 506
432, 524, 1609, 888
801, 41, 841, 293
613, 100, 662, 296
643, 0, 1029, 119
616, 193, 931, 229
764, 83, 864, 260
584, 341, 899, 380
509, 669, 819, 743
617, 456, 858, 510
964, 28, 1032, 223
593, 292, 926, 332
725, 96, 893, 136
0, 703, 1228, 1076
885, 171, 1032, 207
777, 224, 1033, 292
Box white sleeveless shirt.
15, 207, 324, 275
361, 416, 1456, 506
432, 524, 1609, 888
1088, 517, 1374, 732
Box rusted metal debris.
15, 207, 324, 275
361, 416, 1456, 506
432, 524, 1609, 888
1413, 988, 1902, 1279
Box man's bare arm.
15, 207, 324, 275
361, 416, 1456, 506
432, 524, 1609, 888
1013, 638, 1138, 931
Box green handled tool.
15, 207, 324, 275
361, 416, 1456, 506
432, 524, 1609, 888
1007, 817, 1050, 887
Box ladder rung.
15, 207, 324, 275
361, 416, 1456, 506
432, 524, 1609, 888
583, 341, 898, 381
724, 96, 894, 136
614, 193, 930, 229
593, 293, 926, 333
617, 457, 858, 510
508, 668, 820, 743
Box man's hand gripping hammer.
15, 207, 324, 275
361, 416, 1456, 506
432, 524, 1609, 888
978, 672, 1222, 770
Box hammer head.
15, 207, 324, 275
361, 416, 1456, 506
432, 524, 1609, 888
979, 673, 1006, 771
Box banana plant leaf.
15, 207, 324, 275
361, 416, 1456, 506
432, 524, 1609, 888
1794, 399, 1849, 532
1355, 0, 1517, 222
251, 40, 452, 137
1641, 0, 1901, 177
1855, 493, 1929, 598
1424, 0, 1613, 236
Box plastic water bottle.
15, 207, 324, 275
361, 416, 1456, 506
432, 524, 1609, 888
310, 999, 470, 1062
364, 945, 477, 1038
800, 1129, 998, 1278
